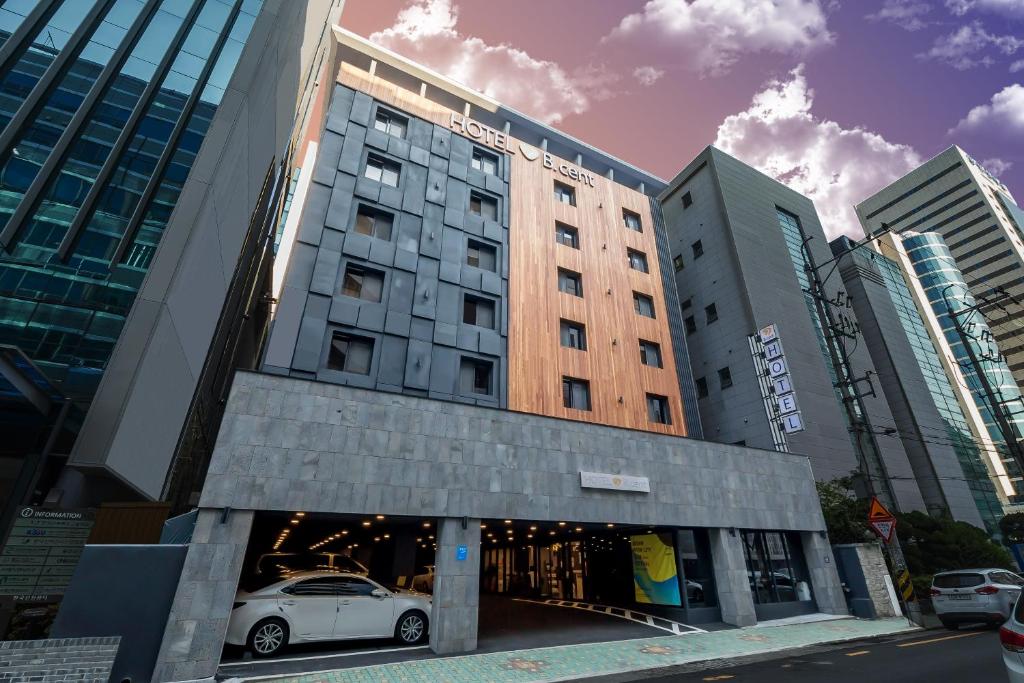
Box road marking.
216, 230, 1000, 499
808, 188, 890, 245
896, 632, 984, 648
703, 676, 734, 681
219, 645, 429, 668
846, 650, 870, 657
511, 598, 706, 634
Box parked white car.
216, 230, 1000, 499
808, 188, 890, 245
1001, 592, 1024, 682
226, 571, 431, 657
930, 568, 1024, 629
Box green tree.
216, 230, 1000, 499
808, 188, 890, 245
816, 477, 872, 544
898, 510, 1014, 576
1000, 512, 1024, 545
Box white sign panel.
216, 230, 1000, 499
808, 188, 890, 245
579, 471, 651, 493
782, 412, 805, 433
763, 339, 785, 361
767, 357, 789, 378
758, 324, 778, 344
776, 392, 799, 415
772, 375, 793, 395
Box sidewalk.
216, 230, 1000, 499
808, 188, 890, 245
235, 616, 917, 683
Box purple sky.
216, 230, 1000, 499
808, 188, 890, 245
341, 0, 1024, 239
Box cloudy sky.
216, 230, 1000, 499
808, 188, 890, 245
341, 0, 1024, 240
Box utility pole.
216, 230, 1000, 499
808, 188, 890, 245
942, 284, 1024, 476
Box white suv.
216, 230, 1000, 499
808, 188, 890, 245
930, 568, 1024, 630
226, 571, 431, 657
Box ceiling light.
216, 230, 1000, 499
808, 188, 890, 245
504, 520, 512, 524
423, 521, 431, 527
295, 512, 305, 517
529, 526, 537, 531
362, 521, 371, 527
558, 522, 566, 527
383, 534, 390, 539
575, 527, 582, 532
290, 519, 299, 524
376, 515, 385, 520
607, 523, 615, 528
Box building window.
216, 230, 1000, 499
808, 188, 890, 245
623, 209, 642, 232
646, 394, 671, 424
639, 340, 662, 367
691, 240, 704, 259
705, 303, 718, 324
354, 204, 394, 241
327, 332, 373, 375
364, 154, 399, 187
741, 531, 810, 605
673, 255, 684, 272
560, 319, 587, 350
558, 268, 583, 297
471, 149, 498, 175
718, 366, 732, 389
463, 295, 495, 328
633, 292, 655, 318
555, 221, 579, 249
469, 191, 498, 221
466, 239, 497, 271
684, 315, 696, 335
682, 191, 693, 208
460, 357, 493, 395
627, 249, 649, 273
554, 181, 576, 206
562, 376, 591, 411
340, 264, 384, 302
681, 298, 692, 311
695, 377, 708, 398
373, 109, 407, 138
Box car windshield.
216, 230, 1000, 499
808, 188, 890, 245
933, 573, 985, 588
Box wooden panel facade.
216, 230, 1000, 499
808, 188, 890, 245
336, 63, 687, 436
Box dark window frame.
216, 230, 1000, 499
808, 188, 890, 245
718, 366, 733, 389
364, 153, 400, 187
471, 148, 498, 175
469, 190, 499, 221
554, 180, 576, 206
682, 191, 693, 208
562, 376, 591, 411
691, 240, 704, 259
460, 356, 494, 396
466, 239, 497, 271
673, 255, 684, 272
695, 376, 708, 398
326, 331, 374, 375
646, 393, 671, 425
373, 107, 408, 138
555, 221, 579, 249
558, 268, 584, 297
623, 209, 642, 232
639, 339, 663, 368
628, 248, 649, 273
633, 291, 655, 318
705, 303, 718, 324
340, 263, 385, 303
462, 294, 496, 329
560, 319, 587, 351
353, 204, 394, 241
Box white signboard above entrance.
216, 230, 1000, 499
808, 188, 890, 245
449, 112, 596, 187
579, 471, 651, 493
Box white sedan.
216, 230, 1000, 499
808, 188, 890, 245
226, 571, 431, 657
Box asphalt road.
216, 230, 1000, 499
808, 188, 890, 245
633, 626, 1006, 682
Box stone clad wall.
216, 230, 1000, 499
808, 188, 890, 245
0, 637, 119, 683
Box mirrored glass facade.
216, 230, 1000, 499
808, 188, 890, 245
0, 0, 262, 406
902, 231, 1024, 503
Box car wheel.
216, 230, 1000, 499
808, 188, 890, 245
248, 618, 289, 658
939, 619, 958, 631
395, 610, 428, 645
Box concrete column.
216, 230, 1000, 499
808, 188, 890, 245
152, 508, 253, 682
429, 517, 481, 654
801, 531, 848, 616
708, 528, 756, 626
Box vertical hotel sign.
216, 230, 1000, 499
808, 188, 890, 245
758, 324, 805, 434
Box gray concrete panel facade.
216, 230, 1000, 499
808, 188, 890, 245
265, 84, 509, 410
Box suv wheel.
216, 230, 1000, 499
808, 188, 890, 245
249, 618, 289, 657
395, 611, 428, 644
940, 619, 959, 631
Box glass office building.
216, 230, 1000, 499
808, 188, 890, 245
0, 0, 261, 407
873, 250, 1005, 530
902, 231, 1024, 503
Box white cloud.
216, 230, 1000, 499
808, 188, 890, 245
1011, 59, 1024, 72
867, 0, 934, 31
632, 65, 665, 86
981, 158, 1014, 176
919, 21, 1024, 70
604, 0, 832, 76
946, 0, 1024, 18
369, 0, 615, 124
949, 83, 1024, 135
713, 65, 922, 240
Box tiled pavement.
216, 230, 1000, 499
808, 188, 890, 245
245, 617, 916, 683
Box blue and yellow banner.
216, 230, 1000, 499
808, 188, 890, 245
630, 533, 681, 606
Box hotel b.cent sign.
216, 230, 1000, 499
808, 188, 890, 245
579, 471, 651, 493
449, 112, 595, 187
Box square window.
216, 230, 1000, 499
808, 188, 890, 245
681, 298, 692, 311
373, 109, 407, 138
463, 295, 495, 328
560, 319, 587, 350
353, 204, 393, 241
691, 240, 704, 259
684, 315, 696, 335
646, 394, 671, 424
466, 239, 497, 271
718, 366, 732, 389
340, 264, 384, 302
558, 268, 583, 297
639, 340, 662, 367
471, 149, 498, 175
469, 191, 498, 221
562, 376, 591, 411
555, 221, 579, 249
705, 303, 718, 324
460, 357, 493, 395
628, 249, 649, 273
365, 154, 400, 187
327, 332, 373, 375
554, 181, 576, 206
633, 292, 655, 318
673, 255, 684, 272
623, 209, 642, 232
682, 191, 693, 208
695, 377, 708, 398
